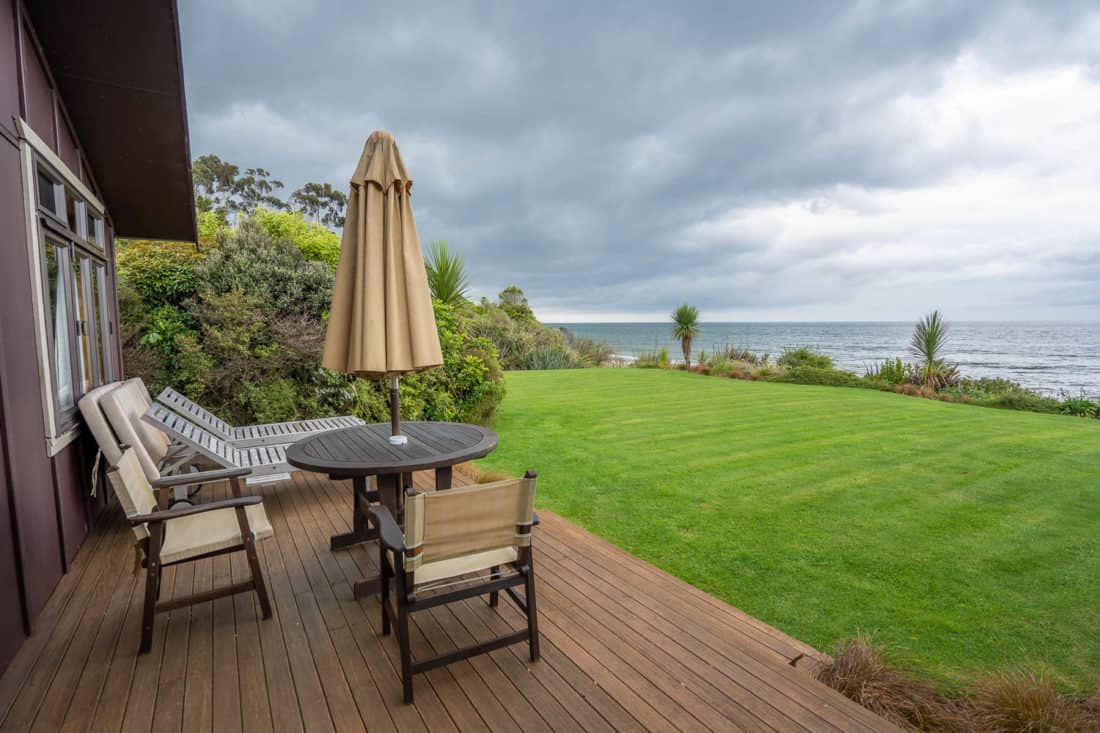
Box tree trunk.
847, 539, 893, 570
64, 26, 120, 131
682, 337, 692, 370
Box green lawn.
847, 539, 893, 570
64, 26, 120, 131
475, 368, 1100, 690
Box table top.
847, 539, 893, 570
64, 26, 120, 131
285, 421, 497, 476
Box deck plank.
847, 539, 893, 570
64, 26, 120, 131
0, 471, 900, 732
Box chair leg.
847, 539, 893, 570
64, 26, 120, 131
380, 547, 391, 636
488, 565, 500, 607
524, 563, 540, 662
244, 537, 272, 619
396, 574, 413, 703
140, 560, 159, 654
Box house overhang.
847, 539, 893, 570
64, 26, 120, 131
24, 0, 196, 242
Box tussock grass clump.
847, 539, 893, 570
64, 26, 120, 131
968, 669, 1098, 733
816, 634, 963, 731
818, 636, 1100, 732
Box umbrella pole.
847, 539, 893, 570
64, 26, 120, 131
389, 376, 407, 445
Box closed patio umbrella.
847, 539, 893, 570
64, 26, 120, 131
322, 131, 443, 445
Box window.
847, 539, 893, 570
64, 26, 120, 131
18, 119, 114, 452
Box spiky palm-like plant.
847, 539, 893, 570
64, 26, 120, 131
671, 304, 701, 369
909, 310, 952, 388
425, 240, 470, 306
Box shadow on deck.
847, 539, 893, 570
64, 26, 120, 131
0, 470, 898, 732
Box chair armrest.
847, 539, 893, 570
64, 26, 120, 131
151, 466, 251, 489
367, 505, 406, 552
129, 495, 262, 526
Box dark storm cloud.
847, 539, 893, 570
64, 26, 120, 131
179, 1, 1100, 321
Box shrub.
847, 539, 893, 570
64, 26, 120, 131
1059, 394, 1098, 419
634, 351, 660, 368
865, 358, 916, 386
118, 224, 505, 427
713, 345, 766, 366
707, 354, 733, 376
766, 366, 868, 388
197, 220, 334, 317
116, 240, 202, 305
247, 208, 341, 268
523, 346, 582, 370
778, 346, 834, 370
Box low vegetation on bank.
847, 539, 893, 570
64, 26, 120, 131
817, 635, 1100, 732
637, 307, 1099, 419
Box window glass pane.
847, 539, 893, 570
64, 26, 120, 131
36, 169, 57, 214
45, 243, 75, 411
72, 256, 93, 392
90, 263, 106, 383
65, 191, 79, 232
86, 211, 100, 246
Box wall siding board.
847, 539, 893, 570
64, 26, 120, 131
17, 21, 49, 149
0, 136, 64, 627
0, 0, 17, 136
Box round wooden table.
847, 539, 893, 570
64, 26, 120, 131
286, 421, 498, 598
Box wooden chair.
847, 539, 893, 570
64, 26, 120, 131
107, 446, 274, 653
370, 472, 540, 703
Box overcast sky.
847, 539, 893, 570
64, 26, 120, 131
179, 1, 1100, 322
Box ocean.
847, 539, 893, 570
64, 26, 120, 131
550, 322, 1100, 397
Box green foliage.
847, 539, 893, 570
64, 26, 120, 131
118, 221, 504, 427
116, 240, 202, 305
425, 240, 470, 305
498, 286, 535, 322
778, 347, 834, 370
765, 366, 868, 388
138, 304, 196, 355
197, 219, 334, 317
288, 182, 347, 228
865, 358, 915, 385
1059, 395, 1098, 418
706, 354, 732, 376
523, 346, 583, 370
197, 209, 230, 246
466, 292, 602, 371
247, 208, 341, 269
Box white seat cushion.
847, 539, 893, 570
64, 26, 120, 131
160, 504, 273, 565
389, 546, 518, 588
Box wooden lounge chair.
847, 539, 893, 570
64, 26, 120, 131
371, 472, 541, 703
108, 446, 273, 653
156, 386, 364, 447
142, 404, 299, 485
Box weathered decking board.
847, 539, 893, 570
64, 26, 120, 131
0, 471, 898, 732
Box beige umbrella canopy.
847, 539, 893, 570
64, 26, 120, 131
323, 131, 443, 443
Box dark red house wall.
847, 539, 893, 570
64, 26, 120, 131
0, 0, 119, 673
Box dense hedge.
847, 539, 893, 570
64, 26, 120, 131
117, 212, 504, 426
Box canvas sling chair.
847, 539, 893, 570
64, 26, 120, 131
370, 472, 541, 704
156, 386, 364, 447
108, 446, 273, 653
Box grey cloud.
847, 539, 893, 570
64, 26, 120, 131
179, 0, 1100, 321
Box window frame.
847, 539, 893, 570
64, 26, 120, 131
17, 119, 113, 456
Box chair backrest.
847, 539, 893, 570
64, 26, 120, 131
143, 404, 237, 467
78, 381, 126, 466
99, 378, 170, 480
107, 448, 158, 541
157, 387, 234, 439
403, 475, 537, 572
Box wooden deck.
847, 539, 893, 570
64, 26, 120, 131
0, 471, 898, 732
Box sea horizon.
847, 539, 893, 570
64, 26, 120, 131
549, 320, 1100, 397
